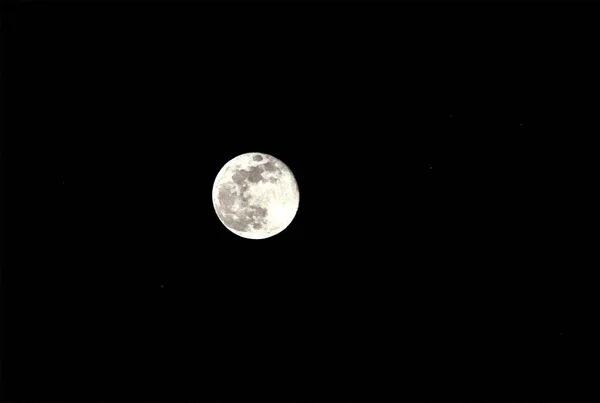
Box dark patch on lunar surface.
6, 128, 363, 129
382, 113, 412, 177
262, 161, 278, 172
232, 170, 249, 185
218, 185, 237, 209
248, 205, 268, 218
247, 166, 265, 183
216, 180, 268, 233
253, 155, 263, 161
232, 166, 267, 185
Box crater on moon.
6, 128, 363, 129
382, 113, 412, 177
212, 152, 299, 239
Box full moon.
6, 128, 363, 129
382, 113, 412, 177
212, 152, 299, 239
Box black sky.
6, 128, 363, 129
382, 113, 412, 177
1, 2, 597, 403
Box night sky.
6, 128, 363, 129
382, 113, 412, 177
2, 2, 596, 403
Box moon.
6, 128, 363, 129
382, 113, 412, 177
212, 152, 299, 239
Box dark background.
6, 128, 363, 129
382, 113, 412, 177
1, 1, 597, 402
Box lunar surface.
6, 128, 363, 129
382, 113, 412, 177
212, 152, 299, 239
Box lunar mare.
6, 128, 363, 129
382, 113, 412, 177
212, 152, 299, 239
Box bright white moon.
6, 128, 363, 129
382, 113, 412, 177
212, 152, 299, 239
